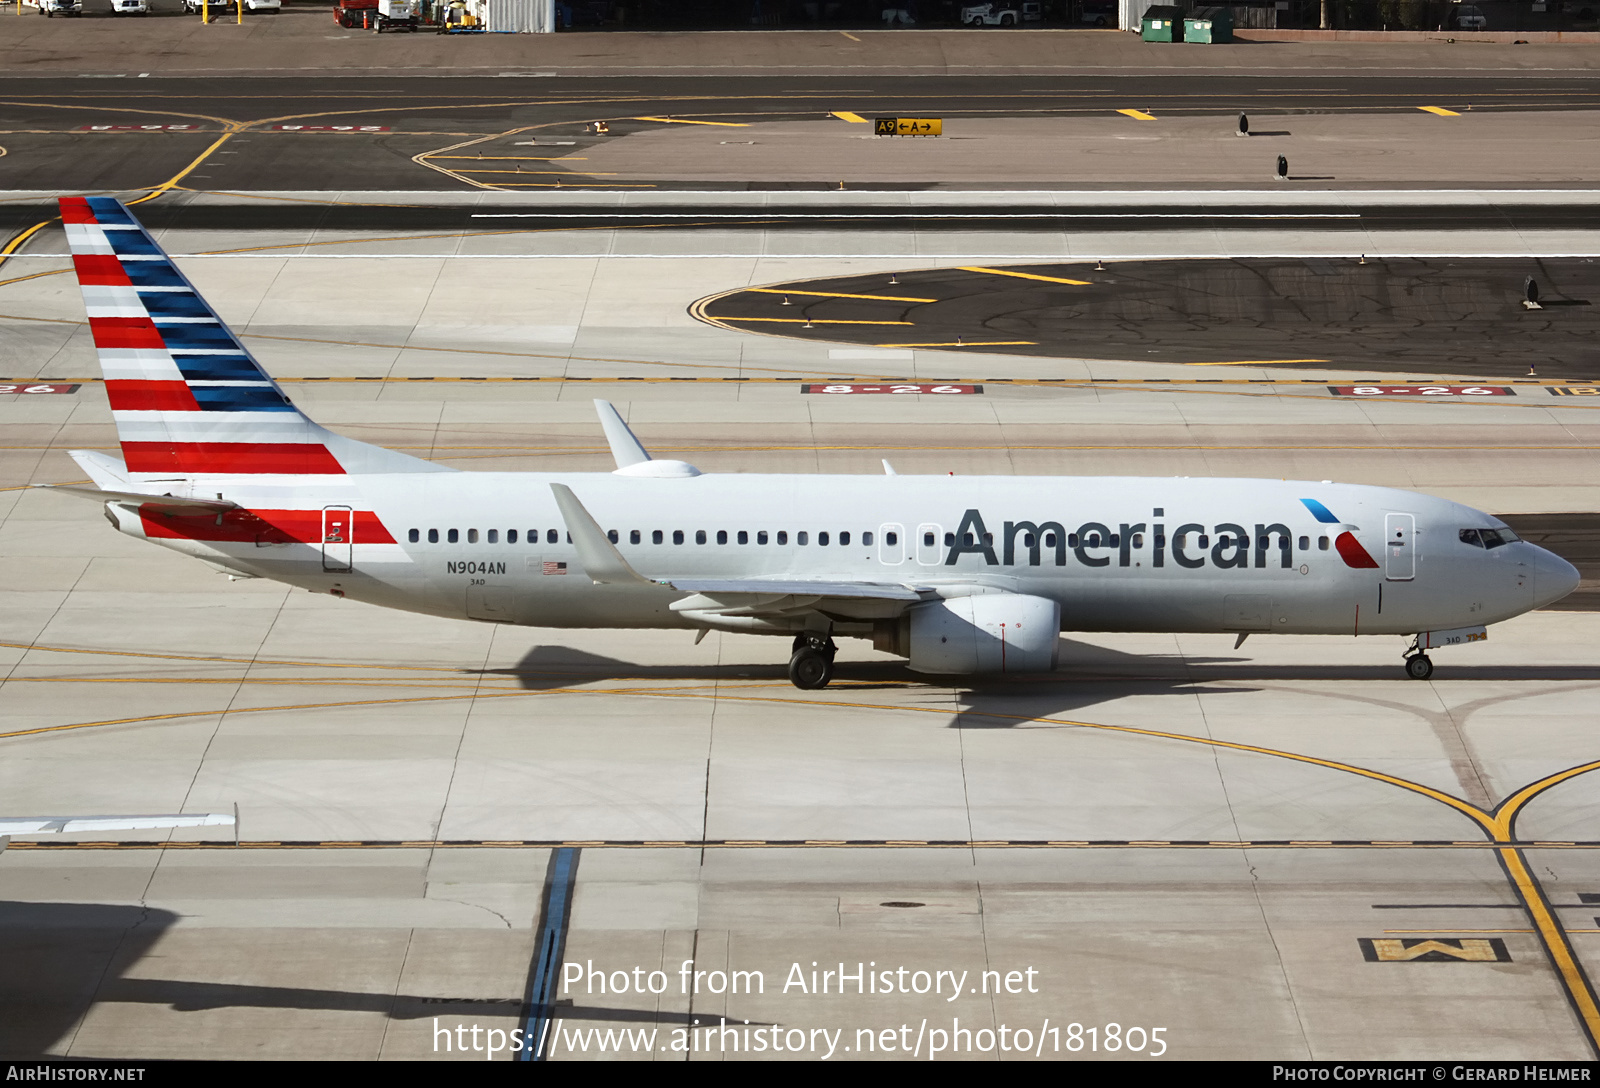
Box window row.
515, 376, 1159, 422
407, 528, 888, 547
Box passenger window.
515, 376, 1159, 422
487, 529, 498, 544
1174, 534, 1185, 548
983, 533, 993, 545
630, 530, 640, 545
758, 531, 768, 545
1132, 533, 1143, 548
923, 532, 934, 547
862, 531, 872, 546
962, 532, 973, 546
1199, 535, 1210, 548
1110, 534, 1120, 547
508, 530, 518, 544
1046, 533, 1057, 548
408, 529, 419, 543
777, 531, 788, 545
944, 532, 954, 546
1024, 534, 1036, 548
547, 530, 558, 544
1318, 536, 1329, 551
1297, 536, 1308, 550
527, 530, 536, 543
840, 531, 851, 546
607, 530, 618, 544
884, 531, 894, 546
674, 531, 685, 545
448, 529, 459, 544
653, 530, 663, 544
428, 529, 439, 544
695, 530, 707, 545
819, 532, 830, 546
798, 532, 809, 545
1154, 534, 1165, 547
1068, 533, 1078, 548
737, 531, 748, 545
717, 530, 728, 545
1086, 533, 1101, 547
467, 529, 478, 544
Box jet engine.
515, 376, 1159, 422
878, 593, 1061, 675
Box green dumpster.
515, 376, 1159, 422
1140, 5, 1185, 42
1183, 7, 1233, 41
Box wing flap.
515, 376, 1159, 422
666, 579, 925, 601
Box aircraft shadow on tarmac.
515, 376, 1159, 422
487, 641, 1600, 732
0, 899, 724, 1056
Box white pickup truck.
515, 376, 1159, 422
25, 0, 83, 15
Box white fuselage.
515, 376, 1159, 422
115, 471, 1573, 641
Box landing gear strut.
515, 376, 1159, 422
1403, 637, 1433, 680
788, 633, 837, 690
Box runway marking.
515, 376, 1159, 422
710, 317, 915, 325
831, 111, 868, 122
748, 288, 937, 303
428, 156, 590, 161
839, 32, 861, 41
1187, 359, 1331, 366
633, 116, 750, 127
874, 341, 1039, 348
1418, 106, 1462, 116
9, 839, 1600, 851
1116, 109, 1158, 121
956, 266, 1093, 286
432, 169, 620, 176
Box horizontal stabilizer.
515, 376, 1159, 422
667, 579, 924, 601
0, 813, 235, 835
39, 484, 238, 516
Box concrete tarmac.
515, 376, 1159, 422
2, 230, 1600, 1059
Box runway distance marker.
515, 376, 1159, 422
1330, 385, 1513, 397
77, 124, 202, 132
267, 124, 392, 133
802, 383, 981, 394
0, 383, 78, 395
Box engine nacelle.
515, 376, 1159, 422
899, 593, 1061, 675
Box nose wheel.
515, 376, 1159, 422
1404, 653, 1433, 680
788, 634, 837, 690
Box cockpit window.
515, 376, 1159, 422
1465, 527, 1519, 549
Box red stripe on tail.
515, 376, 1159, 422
90, 317, 166, 351
106, 380, 201, 412
72, 254, 132, 286
121, 442, 345, 475
58, 198, 96, 225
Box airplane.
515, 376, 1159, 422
41, 196, 1581, 690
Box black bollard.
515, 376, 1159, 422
1276, 154, 1288, 181
1237, 112, 1249, 137
1524, 275, 1540, 304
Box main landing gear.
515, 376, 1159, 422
789, 633, 837, 690
1403, 637, 1434, 681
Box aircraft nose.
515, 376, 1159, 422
1529, 544, 1580, 609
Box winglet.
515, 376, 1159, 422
549, 483, 650, 585
882, 459, 897, 476
594, 400, 651, 469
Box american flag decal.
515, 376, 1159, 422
542, 561, 568, 576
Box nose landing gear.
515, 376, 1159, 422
1403, 637, 1434, 680
788, 633, 837, 690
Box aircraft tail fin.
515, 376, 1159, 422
60, 196, 451, 480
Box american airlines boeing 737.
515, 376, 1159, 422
44, 196, 1581, 689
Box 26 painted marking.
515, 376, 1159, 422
267, 124, 393, 133
1329, 385, 1513, 397
0, 383, 79, 395
802, 383, 982, 394
78, 124, 201, 132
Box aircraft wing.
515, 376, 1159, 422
666, 579, 924, 601
0, 813, 235, 842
